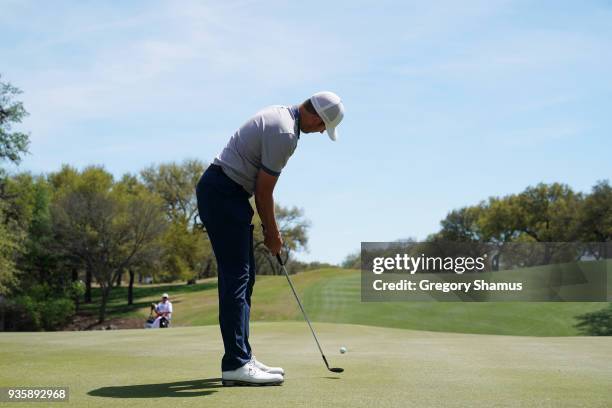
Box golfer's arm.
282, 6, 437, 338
255, 169, 279, 234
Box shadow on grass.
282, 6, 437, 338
92, 281, 218, 303
574, 303, 612, 336
81, 281, 218, 316
88, 378, 222, 398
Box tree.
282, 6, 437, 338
141, 159, 213, 282
49, 165, 107, 303
0, 202, 21, 295
478, 197, 524, 243
47, 165, 87, 298
578, 180, 612, 259
436, 205, 484, 242
512, 183, 583, 264
342, 250, 361, 270
0, 77, 29, 165
0, 76, 30, 293
436, 183, 583, 247
253, 205, 310, 274
140, 159, 205, 225
157, 219, 209, 282
433, 183, 589, 268
52, 167, 167, 322
0, 76, 30, 168
513, 183, 582, 243
114, 174, 166, 304
15, 175, 64, 287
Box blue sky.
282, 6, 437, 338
1, 1, 611, 264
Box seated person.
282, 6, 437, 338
151, 293, 173, 328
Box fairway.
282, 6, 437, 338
1, 322, 611, 408
91, 266, 611, 336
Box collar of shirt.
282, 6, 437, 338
291, 104, 301, 139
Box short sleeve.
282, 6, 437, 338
261, 133, 297, 176
168, 303, 173, 313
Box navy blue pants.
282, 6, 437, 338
196, 165, 256, 372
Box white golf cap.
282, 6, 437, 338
310, 91, 344, 141
162, 293, 169, 298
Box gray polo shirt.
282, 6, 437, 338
213, 105, 300, 195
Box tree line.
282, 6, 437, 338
0, 76, 310, 330
344, 181, 611, 269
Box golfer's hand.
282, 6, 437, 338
264, 230, 283, 255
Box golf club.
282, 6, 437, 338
276, 253, 344, 374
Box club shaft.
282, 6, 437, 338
278, 261, 328, 367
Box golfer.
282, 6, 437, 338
196, 91, 344, 386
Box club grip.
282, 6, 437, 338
262, 225, 284, 266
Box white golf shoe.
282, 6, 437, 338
221, 360, 284, 386
252, 356, 285, 376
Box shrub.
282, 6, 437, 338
9, 295, 42, 330
39, 298, 75, 330
1, 284, 76, 331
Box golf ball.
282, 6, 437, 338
340, 346, 347, 354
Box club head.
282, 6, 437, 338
329, 367, 344, 373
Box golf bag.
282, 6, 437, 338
144, 303, 156, 328
144, 302, 170, 329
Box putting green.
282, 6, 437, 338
1, 322, 611, 407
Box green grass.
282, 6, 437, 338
86, 266, 610, 336
301, 269, 609, 336
1, 322, 611, 408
